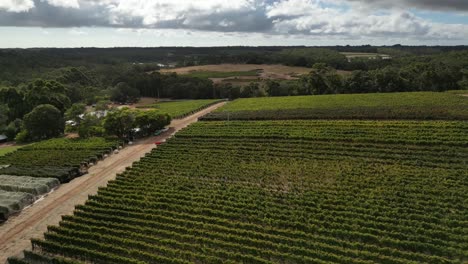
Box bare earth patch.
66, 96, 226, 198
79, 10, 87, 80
160, 64, 350, 85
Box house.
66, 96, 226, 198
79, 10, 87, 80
0, 134, 8, 143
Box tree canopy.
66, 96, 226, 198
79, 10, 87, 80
22, 104, 65, 141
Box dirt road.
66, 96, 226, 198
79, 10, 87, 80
0, 102, 226, 263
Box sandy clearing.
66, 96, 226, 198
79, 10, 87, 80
160, 64, 350, 85
160, 64, 313, 75
0, 101, 226, 263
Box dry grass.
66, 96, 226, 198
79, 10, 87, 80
161, 64, 312, 75
340, 52, 390, 58
160, 64, 350, 84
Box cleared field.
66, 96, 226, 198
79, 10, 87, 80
0, 146, 21, 157
159, 63, 330, 83
340, 52, 391, 59
160, 64, 312, 75
13, 120, 467, 263
203, 91, 468, 120
0, 137, 121, 183
185, 70, 259, 79
137, 99, 223, 119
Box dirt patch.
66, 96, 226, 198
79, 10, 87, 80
160, 64, 351, 85
161, 64, 312, 76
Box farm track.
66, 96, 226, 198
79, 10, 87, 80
0, 101, 226, 263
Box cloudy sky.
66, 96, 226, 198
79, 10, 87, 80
0, 0, 467, 47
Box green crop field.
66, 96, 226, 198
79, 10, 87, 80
204, 91, 468, 120
138, 99, 223, 118
0, 146, 22, 156
12, 119, 467, 264
0, 137, 121, 183
184, 70, 259, 79
0, 137, 121, 222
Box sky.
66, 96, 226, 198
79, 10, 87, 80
0, 0, 467, 48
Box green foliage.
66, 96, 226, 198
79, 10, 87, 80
0, 146, 21, 157
4, 119, 23, 140
14, 130, 29, 143
458, 69, 468, 89
103, 108, 171, 139
300, 63, 343, 95
278, 48, 348, 68
22, 104, 65, 141
0, 137, 122, 183
95, 100, 111, 111
78, 115, 105, 139
344, 70, 374, 93
110, 82, 140, 103
0, 104, 8, 132
19, 119, 467, 263
65, 103, 86, 123
205, 92, 468, 120
135, 111, 171, 137
0, 87, 29, 121
139, 99, 222, 119
103, 108, 136, 139
25, 80, 71, 113
240, 82, 266, 98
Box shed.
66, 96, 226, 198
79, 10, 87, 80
0, 135, 7, 143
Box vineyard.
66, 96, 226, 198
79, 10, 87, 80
0, 137, 121, 222
0, 137, 121, 182
0, 146, 22, 156
10, 120, 468, 263
203, 92, 468, 120
137, 99, 224, 119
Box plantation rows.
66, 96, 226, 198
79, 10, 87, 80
203, 92, 468, 120
0, 137, 122, 183
13, 121, 467, 264
202, 106, 468, 121
138, 99, 224, 119
178, 120, 468, 147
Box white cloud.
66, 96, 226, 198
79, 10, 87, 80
267, 0, 322, 17
69, 28, 87, 35
266, 0, 431, 38
106, 0, 256, 26
0, 0, 34, 12
45, 0, 79, 8
0, 0, 467, 44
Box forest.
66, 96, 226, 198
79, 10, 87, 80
1, 45, 467, 142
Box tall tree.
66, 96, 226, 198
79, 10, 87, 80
103, 108, 136, 139
110, 82, 140, 103
23, 104, 65, 140
0, 104, 8, 133
25, 79, 71, 112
